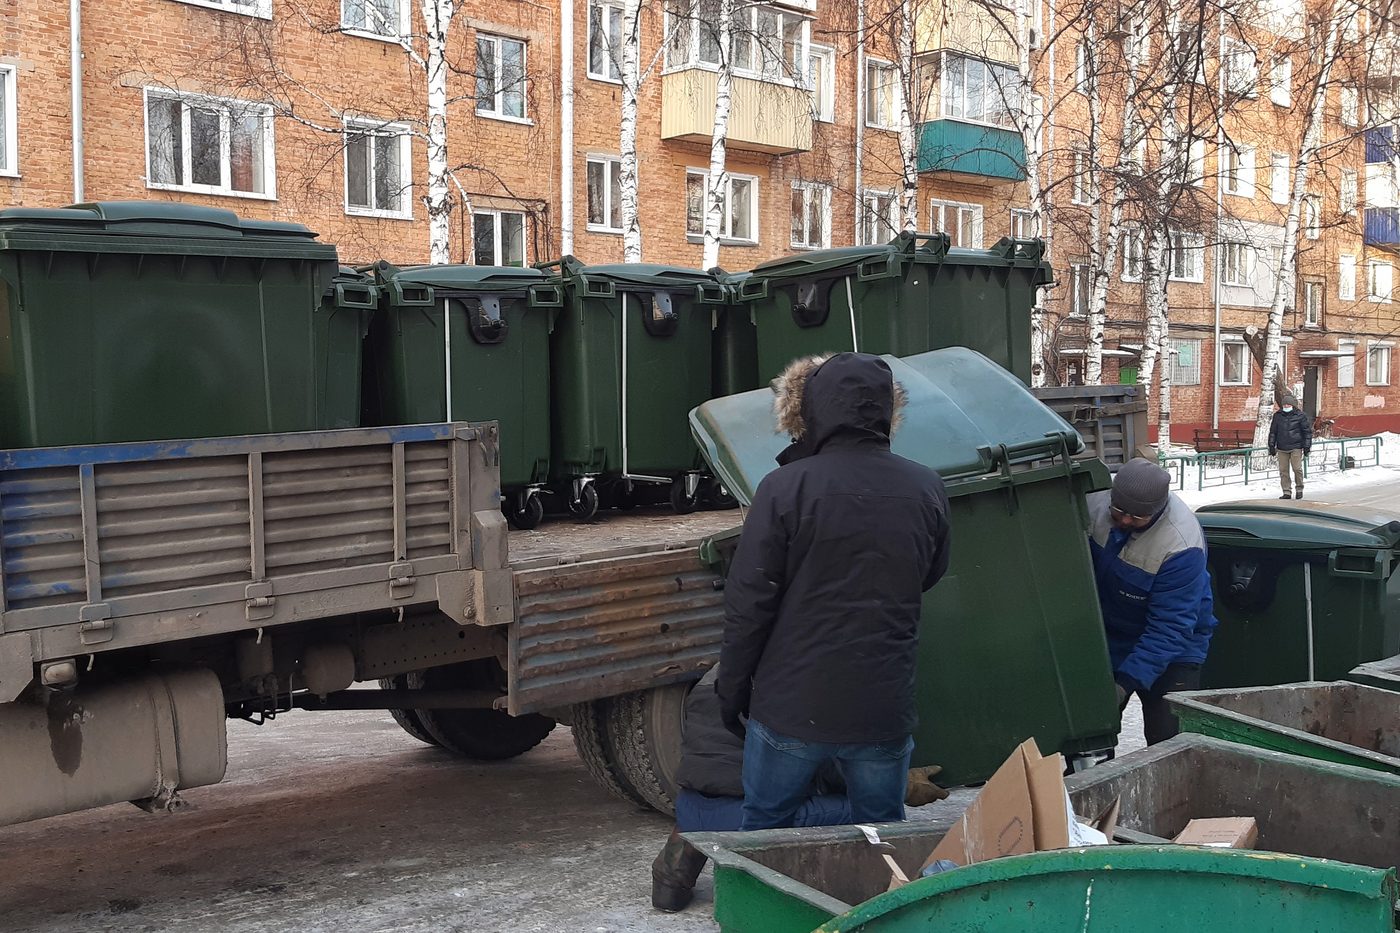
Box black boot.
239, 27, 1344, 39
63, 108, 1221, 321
652, 828, 707, 912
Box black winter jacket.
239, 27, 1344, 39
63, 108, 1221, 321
716, 353, 951, 744
1268, 407, 1312, 454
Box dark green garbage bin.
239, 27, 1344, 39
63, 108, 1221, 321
690, 347, 1119, 784
364, 262, 561, 529
711, 269, 760, 398
545, 256, 724, 520
735, 232, 1049, 385
1197, 501, 1400, 689
0, 201, 349, 448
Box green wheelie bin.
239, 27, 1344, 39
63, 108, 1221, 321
0, 201, 353, 447
711, 269, 760, 398
733, 232, 1050, 385
545, 257, 725, 520
690, 347, 1120, 785
364, 262, 562, 529
1196, 501, 1400, 688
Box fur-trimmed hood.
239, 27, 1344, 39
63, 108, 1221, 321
771, 352, 906, 462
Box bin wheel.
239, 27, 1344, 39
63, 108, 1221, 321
569, 483, 600, 521
605, 681, 696, 816
703, 479, 738, 511
509, 492, 545, 530
379, 675, 440, 747
413, 661, 556, 760
670, 479, 700, 515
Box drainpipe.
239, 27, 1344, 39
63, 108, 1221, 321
1212, 7, 1226, 432
560, 0, 575, 255
855, 3, 865, 240
70, 0, 84, 203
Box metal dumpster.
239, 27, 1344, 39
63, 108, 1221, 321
1195, 501, 1400, 688
1350, 653, 1400, 692
712, 269, 760, 397
545, 257, 726, 519
364, 262, 562, 528
690, 347, 1119, 783
1167, 681, 1400, 775
0, 201, 352, 447
735, 233, 1049, 385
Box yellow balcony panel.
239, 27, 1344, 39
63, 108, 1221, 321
661, 69, 813, 155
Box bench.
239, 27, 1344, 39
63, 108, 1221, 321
1193, 429, 1253, 453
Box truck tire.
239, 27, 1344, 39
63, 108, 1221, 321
605, 681, 694, 816
413, 662, 556, 760
379, 675, 440, 747
570, 698, 649, 807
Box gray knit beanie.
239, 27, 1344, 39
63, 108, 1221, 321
1112, 458, 1171, 518
1281, 393, 1298, 407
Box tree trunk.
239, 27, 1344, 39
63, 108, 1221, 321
702, 0, 735, 270
1140, 219, 1170, 417
619, 0, 644, 262
1017, 0, 1049, 385
895, 0, 919, 231
1082, 21, 1105, 377
421, 0, 456, 265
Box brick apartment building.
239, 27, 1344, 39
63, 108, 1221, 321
2, 0, 1398, 439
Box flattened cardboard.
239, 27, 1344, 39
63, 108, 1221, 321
1173, 817, 1259, 849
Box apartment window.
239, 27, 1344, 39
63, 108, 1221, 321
476, 35, 527, 121
790, 181, 831, 249
1221, 144, 1254, 198
686, 169, 758, 242
1270, 245, 1285, 284
1304, 196, 1321, 239
1221, 241, 1252, 286
1338, 340, 1357, 387
344, 120, 410, 217
1189, 138, 1206, 187
1011, 208, 1037, 239
1341, 169, 1358, 215
172, 0, 270, 16
1341, 86, 1360, 127
861, 190, 899, 245
473, 209, 526, 267
588, 0, 625, 82
1069, 262, 1090, 317
1302, 279, 1323, 326
808, 44, 836, 122
1169, 23, 1208, 84
1072, 150, 1091, 205
866, 59, 898, 129
1074, 40, 1089, 91
1122, 225, 1144, 281
341, 0, 405, 37
0, 65, 15, 176
1368, 259, 1393, 301
586, 156, 623, 232
1269, 152, 1289, 204
1169, 229, 1204, 282
1220, 340, 1251, 386
144, 90, 274, 198
1368, 343, 1392, 385
930, 199, 983, 248
939, 52, 1020, 128
1340, 253, 1357, 300
1172, 339, 1202, 386
1223, 39, 1258, 97
666, 1, 810, 83
1270, 56, 1292, 106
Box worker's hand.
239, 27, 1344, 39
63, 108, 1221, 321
904, 765, 949, 807
721, 708, 747, 741
1115, 683, 1129, 707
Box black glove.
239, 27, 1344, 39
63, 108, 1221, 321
721, 707, 748, 741
1268, 448, 1276, 457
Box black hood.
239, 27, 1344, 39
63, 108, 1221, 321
777, 352, 898, 464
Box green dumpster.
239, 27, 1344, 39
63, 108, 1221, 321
545, 256, 725, 519
1196, 501, 1400, 688
1350, 653, 1400, 692
1168, 681, 1400, 775
712, 269, 760, 397
734, 232, 1049, 385
690, 347, 1119, 783
364, 262, 561, 528
0, 201, 351, 447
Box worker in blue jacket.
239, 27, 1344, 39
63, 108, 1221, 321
1088, 458, 1218, 746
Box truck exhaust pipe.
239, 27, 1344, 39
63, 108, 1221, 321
0, 669, 227, 827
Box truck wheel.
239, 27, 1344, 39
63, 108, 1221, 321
606, 681, 694, 816
571, 698, 648, 807
379, 675, 440, 747
414, 662, 556, 760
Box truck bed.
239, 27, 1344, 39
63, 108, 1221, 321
508, 508, 742, 566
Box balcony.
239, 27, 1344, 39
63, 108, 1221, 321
917, 119, 1026, 182
660, 69, 812, 155
1365, 207, 1400, 247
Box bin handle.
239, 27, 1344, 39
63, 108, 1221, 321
581, 275, 616, 299
529, 282, 564, 308
738, 278, 769, 301
856, 256, 899, 280
993, 237, 1047, 263
898, 231, 951, 260
390, 281, 435, 306
1327, 548, 1388, 580
334, 282, 377, 310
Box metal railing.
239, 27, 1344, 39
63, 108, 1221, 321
1159, 436, 1384, 492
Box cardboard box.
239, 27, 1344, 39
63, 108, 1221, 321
1173, 817, 1259, 849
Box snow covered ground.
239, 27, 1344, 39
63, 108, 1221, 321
1170, 432, 1400, 510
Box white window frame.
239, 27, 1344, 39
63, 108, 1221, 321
1368, 259, 1392, 302
1302, 279, 1323, 327
1121, 224, 1144, 282
1010, 208, 1038, 239
865, 58, 898, 130
340, 0, 408, 41
1270, 55, 1292, 106
343, 119, 412, 219
861, 189, 899, 245
1338, 339, 1357, 388
1189, 137, 1206, 187
1069, 262, 1091, 318
585, 154, 624, 234
476, 33, 530, 124
1223, 37, 1258, 98
1172, 338, 1202, 386
1169, 229, 1205, 282
937, 51, 1021, 130
808, 43, 836, 122
0, 64, 16, 177
686, 168, 760, 243
1340, 253, 1357, 301
171, 0, 271, 18
1221, 241, 1253, 287
1074, 40, 1089, 92
1221, 144, 1254, 198
664, 1, 812, 85
1269, 152, 1289, 204
1219, 338, 1251, 387
1072, 150, 1091, 205
1367, 342, 1392, 386
929, 198, 984, 248
472, 208, 528, 267
1341, 86, 1361, 127
142, 88, 276, 200
1341, 169, 1358, 215
587, 0, 625, 84
1304, 195, 1321, 240
790, 181, 832, 250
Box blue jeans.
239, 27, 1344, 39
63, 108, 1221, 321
674, 788, 851, 833
741, 719, 913, 830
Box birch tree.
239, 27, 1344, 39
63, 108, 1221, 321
702, 0, 737, 269
895, 0, 921, 230
619, 0, 646, 261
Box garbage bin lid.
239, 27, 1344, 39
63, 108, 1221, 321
569, 262, 719, 288
690, 347, 1084, 505
1197, 501, 1400, 551
387, 263, 551, 292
